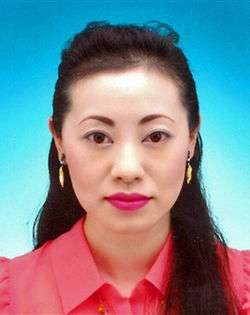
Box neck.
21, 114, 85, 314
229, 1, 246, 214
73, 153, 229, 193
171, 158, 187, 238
83, 214, 170, 287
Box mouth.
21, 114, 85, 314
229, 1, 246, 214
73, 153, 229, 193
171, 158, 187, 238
105, 192, 152, 202
105, 198, 151, 211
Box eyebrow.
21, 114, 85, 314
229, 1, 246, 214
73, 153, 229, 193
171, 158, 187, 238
78, 114, 175, 126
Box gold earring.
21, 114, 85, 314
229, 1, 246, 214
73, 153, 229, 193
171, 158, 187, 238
186, 151, 192, 184
59, 155, 65, 188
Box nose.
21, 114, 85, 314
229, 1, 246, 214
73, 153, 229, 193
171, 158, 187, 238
110, 142, 144, 184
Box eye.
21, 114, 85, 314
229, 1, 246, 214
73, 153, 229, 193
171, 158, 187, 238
144, 131, 171, 144
84, 131, 111, 145
83, 130, 171, 146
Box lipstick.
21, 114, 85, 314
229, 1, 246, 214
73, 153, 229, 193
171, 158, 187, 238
105, 192, 152, 212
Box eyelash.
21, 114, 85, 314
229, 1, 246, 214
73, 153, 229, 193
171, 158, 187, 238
83, 130, 171, 146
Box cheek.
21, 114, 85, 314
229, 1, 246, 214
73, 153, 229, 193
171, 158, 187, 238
155, 151, 187, 208
158, 155, 186, 187
154, 137, 188, 180
64, 145, 104, 205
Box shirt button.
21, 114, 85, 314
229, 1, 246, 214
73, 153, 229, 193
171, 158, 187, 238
97, 304, 106, 313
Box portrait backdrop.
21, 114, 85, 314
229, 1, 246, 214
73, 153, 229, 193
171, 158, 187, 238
0, 0, 249, 258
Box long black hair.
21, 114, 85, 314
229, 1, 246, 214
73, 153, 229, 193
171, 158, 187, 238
32, 21, 240, 314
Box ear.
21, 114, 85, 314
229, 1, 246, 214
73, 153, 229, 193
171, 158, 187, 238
189, 114, 201, 158
48, 117, 64, 161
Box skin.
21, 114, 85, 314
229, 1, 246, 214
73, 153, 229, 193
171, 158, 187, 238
49, 67, 201, 297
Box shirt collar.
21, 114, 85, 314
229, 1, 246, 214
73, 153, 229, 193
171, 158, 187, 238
49, 215, 172, 314
145, 225, 173, 295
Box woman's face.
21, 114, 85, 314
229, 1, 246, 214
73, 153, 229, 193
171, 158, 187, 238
49, 67, 200, 234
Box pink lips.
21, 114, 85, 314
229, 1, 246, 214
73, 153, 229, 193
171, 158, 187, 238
105, 192, 152, 211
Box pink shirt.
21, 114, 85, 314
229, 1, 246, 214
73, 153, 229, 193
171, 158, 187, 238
0, 216, 249, 315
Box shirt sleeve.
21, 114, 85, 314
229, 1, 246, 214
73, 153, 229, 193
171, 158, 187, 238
242, 250, 250, 314
0, 257, 11, 314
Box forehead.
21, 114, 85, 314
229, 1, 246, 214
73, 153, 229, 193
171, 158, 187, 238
67, 67, 186, 122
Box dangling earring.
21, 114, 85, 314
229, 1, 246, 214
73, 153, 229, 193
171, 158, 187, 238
186, 151, 192, 184
59, 154, 65, 188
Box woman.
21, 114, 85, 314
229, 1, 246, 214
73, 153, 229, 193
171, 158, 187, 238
0, 21, 249, 315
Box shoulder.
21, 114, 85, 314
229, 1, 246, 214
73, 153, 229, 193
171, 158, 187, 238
0, 241, 52, 313
0, 257, 11, 313
224, 246, 250, 313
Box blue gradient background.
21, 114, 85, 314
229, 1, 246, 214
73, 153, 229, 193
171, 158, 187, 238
0, 1, 249, 258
